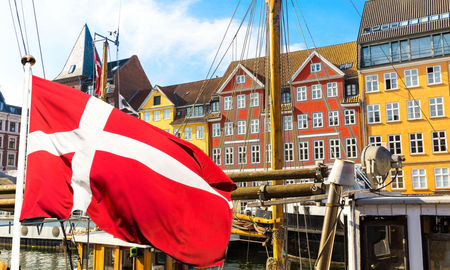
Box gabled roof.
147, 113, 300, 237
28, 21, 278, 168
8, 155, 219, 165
216, 63, 265, 94
358, 0, 450, 44
54, 24, 97, 81
289, 50, 345, 82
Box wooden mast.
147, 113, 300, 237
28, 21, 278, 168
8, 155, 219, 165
267, 0, 283, 269
100, 40, 108, 100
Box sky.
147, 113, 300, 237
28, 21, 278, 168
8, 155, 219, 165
0, 0, 366, 107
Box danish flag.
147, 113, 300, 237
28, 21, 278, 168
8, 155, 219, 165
20, 76, 236, 267
93, 49, 102, 96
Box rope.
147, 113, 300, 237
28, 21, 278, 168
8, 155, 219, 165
8, 0, 23, 64
59, 220, 74, 270
31, 0, 46, 79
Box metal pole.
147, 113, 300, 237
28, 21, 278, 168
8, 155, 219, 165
11, 55, 35, 270
231, 183, 324, 200
315, 183, 342, 270
60, 221, 74, 270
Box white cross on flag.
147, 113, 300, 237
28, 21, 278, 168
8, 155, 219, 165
20, 76, 236, 268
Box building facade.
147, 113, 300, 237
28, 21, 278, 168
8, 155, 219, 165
0, 98, 21, 170
358, 0, 450, 194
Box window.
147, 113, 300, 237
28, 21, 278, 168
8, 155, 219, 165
328, 111, 339, 126
186, 106, 205, 118
284, 143, 294, 162
223, 96, 232, 110
410, 36, 432, 59
212, 148, 221, 165
184, 127, 192, 140
310, 63, 321, 73
344, 109, 356, 125
0, 120, 3, 130
409, 133, 424, 154
163, 109, 171, 120
412, 168, 427, 189
296, 86, 307, 101
367, 104, 381, 124
386, 102, 400, 122
298, 141, 309, 161
313, 140, 325, 160
8, 137, 16, 149
404, 69, 419, 87
250, 145, 260, 164
365, 75, 379, 92
153, 111, 160, 121
388, 134, 402, 154
329, 139, 341, 159
173, 128, 181, 138
435, 167, 449, 188
236, 75, 246, 84
368, 136, 382, 146
432, 131, 447, 153
346, 137, 358, 158
143, 112, 150, 122
283, 115, 293, 130
164, 129, 170, 133
7, 153, 15, 166
153, 96, 161, 106
326, 82, 338, 97
311, 84, 322, 100
390, 169, 404, 190
281, 92, 291, 104
312, 112, 323, 128
225, 147, 234, 165
212, 123, 221, 137
250, 119, 259, 134
265, 144, 272, 163
210, 100, 220, 112
427, 65, 442, 84
237, 94, 246, 109
68, 65, 76, 74
346, 84, 357, 96
407, 100, 421, 120
429, 97, 445, 118
297, 114, 308, 129
237, 121, 246, 135
237, 146, 247, 164
0, 136, 2, 148
224, 122, 233, 136
196, 126, 204, 139
249, 93, 259, 107
9, 122, 16, 132
384, 72, 398, 90
265, 117, 271, 132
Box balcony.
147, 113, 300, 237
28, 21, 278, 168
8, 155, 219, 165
342, 96, 360, 107
281, 103, 292, 111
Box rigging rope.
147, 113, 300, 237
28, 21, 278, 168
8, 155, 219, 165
31, 0, 46, 79
8, 0, 23, 64
12, 0, 28, 55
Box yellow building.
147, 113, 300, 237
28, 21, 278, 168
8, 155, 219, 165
358, 0, 450, 194
139, 78, 222, 154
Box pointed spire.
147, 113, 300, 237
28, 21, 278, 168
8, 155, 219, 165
54, 24, 97, 81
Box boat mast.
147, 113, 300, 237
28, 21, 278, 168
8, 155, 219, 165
100, 40, 108, 100
267, 0, 283, 269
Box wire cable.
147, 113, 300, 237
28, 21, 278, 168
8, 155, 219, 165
8, 0, 23, 63
31, 0, 46, 78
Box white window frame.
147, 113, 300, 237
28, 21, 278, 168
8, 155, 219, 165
8, 136, 16, 150
297, 114, 308, 129
384, 72, 398, 90
237, 146, 247, 165
388, 134, 402, 155
184, 127, 192, 140
313, 140, 325, 160
386, 102, 400, 122
143, 112, 151, 122
283, 115, 293, 130
329, 139, 341, 159
196, 126, 204, 139
310, 63, 321, 73
407, 100, 421, 120
390, 169, 404, 190
265, 144, 272, 163
328, 110, 339, 127
311, 84, 322, 100
345, 137, 358, 158
312, 112, 324, 128
236, 75, 246, 84
224, 147, 234, 165
432, 130, 447, 153
284, 142, 294, 162
163, 109, 171, 120
367, 104, 381, 124
412, 168, 427, 189
434, 167, 450, 188
404, 69, 419, 87
224, 122, 233, 136
250, 145, 261, 164
298, 141, 309, 161
237, 94, 246, 109
249, 92, 259, 107
368, 136, 382, 146
326, 82, 338, 97
6, 152, 15, 167
237, 120, 246, 135
212, 123, 221, 137
427, 65, 442, 85
212, 148, 221, 165
296, 86, 307, 101
223, 96, 232, 111
344, 109, 356, 125
409, 132, 424, 155
365, 75, 379, 93
250, 119, 260, 134
429, 97, 445, 118
153, 111, 161, 121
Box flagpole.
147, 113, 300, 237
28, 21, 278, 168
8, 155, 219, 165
11, 55, 35, 270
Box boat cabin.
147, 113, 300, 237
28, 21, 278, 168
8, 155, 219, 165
76, 231, 189, 270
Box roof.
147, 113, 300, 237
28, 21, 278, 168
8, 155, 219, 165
358, 0, 450, 44
54, 24, 97, 81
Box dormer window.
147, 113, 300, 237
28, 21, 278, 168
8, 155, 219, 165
236, 75, 246, 84
210, 100, 220, 112
310, 63, 321, 73
153, 96, 161, 106
68, 65, 76, 74
186, 105, 204, 118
